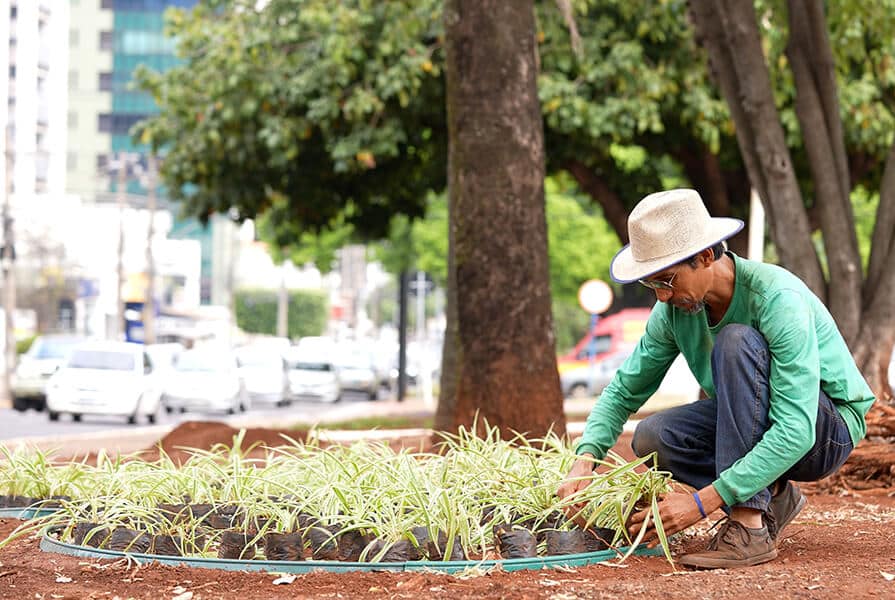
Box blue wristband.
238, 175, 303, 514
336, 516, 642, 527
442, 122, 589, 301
692, 492, 707, 518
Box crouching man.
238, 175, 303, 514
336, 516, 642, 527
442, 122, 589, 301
557, 189, 874, 569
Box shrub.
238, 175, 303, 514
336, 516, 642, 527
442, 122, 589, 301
234, 289, 328, 339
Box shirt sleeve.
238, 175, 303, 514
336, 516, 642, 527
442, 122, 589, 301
576, 307, 680, 459
712, 289, 820, 505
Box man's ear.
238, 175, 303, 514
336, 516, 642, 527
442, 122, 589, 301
697, 248, 715, 267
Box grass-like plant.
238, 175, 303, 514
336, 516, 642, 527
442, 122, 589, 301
0, 424, 674, 564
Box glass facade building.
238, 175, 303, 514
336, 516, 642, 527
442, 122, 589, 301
100, 0, 222, 304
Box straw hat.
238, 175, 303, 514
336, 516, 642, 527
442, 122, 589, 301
610, 189, 744, 283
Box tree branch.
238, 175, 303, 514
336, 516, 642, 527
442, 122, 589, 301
803, 0, 850, 198
563, 160, 629, 243
786, 0, 861, 343
864, 141, 895, 304
689, 0, 825, 296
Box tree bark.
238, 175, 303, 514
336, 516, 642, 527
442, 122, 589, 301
439, 0, 565, 438
672, 144, 749, 256
865, 142, 895, 304
786, 0, 861, 344
688, 0, 825, 297
853, 139, 895, 403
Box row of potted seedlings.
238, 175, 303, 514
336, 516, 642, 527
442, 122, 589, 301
61, 501, 619, 562
0, 425, 674, 563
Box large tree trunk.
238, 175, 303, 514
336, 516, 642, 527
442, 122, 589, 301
786, 0, 862, 345
688, 0, 825, 297
689, 0, 895, 404
437, 0, 565, 438
852, 140, 895, 403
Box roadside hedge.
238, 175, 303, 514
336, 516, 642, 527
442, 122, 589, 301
234, 288, 328, 339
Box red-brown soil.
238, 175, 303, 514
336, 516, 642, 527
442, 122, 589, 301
3, 420, 895, 600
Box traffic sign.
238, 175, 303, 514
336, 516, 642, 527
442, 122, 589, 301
578, 279, 613, 315
408, 271, 435, 296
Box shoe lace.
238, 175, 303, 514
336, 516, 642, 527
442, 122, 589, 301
705, 518, 751, 551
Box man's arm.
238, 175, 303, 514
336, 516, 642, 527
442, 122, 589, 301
575, 308, 680, 459
558, 308, 679, 510
712, 290, 820, 506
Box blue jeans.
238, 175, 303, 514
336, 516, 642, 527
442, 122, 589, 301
631, 324, 854, 512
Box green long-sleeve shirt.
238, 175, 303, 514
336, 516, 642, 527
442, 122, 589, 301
577, 253, 874, 506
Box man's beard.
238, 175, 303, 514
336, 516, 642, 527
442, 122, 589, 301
676, 299, 707, 315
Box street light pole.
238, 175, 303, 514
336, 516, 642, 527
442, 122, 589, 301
115, 151, 127, 341
1, 125, 16, 409
142, 155, 157, 344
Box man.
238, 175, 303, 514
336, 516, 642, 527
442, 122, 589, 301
557, 189, 874, 569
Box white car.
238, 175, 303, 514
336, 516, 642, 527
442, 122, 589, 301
234, 346, 290, 407
560, 351, 631, 399
162, 349, 247, 414
336, 350, 379, 401
45, 341, 162, 424
12, 334, 86, 412
284, 350, 341, 403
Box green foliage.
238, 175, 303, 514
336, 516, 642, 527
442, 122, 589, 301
233, 288, 327, 339
370, 191, 448, 285
15, 336, 36, 356
552, 298, 592, 354
134, 0, 446, 239
757, 0, 895, 188
544, 179, 619, 304
256, 201, 354, 274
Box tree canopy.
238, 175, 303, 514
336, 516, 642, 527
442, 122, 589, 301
134, 0, 446, 239
136, 0, 895, 396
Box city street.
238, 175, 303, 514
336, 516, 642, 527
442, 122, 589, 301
0, 391, 395, 444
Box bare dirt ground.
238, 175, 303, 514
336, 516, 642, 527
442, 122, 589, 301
2, 420, 894, 600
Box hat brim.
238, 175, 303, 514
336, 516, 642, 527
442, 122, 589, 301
610, 217, 744, 283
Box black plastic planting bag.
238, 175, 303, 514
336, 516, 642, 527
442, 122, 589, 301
427, 531, 465, 561
365, 538, 422, 562
107, 527, 152, 553
217, 530, 255, 559
264, 531, 304, 561
338, 529, 373, 562
494, 524, 537, 559
307, 525, 340, 560
0, 495, 37, 508
206, 505, 246, 529
150, 533, 183, 556
544, 530, 587, 556
583, 527, 615, 552
73, 522, 110, 548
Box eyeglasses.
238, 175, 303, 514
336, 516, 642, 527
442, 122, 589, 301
638, 268, 679, 290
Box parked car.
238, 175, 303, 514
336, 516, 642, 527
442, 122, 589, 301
557, 308, 650, 374
335, 349, 380, 400
45, 341, 162, 424
144, 342, 185, 377
234, 346, 290, 407
560, 350, 632, 399
161, 349, 247, 414
12, 334, 86, 411
284, 348, 341, 403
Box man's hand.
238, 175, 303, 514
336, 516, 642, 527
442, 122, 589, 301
626, 487, 724, 548
556, 455, 596, 523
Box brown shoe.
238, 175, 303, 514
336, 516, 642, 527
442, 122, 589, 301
679, 519, 777, 569
766, 481, 807, 540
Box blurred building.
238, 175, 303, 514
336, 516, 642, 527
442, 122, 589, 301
1, 0, 69, 197
66, 0, 237, 309
0, 0, 72, 339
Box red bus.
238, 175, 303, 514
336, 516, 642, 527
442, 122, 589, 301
557, 307, 651, 374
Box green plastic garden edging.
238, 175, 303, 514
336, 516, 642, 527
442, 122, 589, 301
0, 507, 61, 520
40, 531, 661, 574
